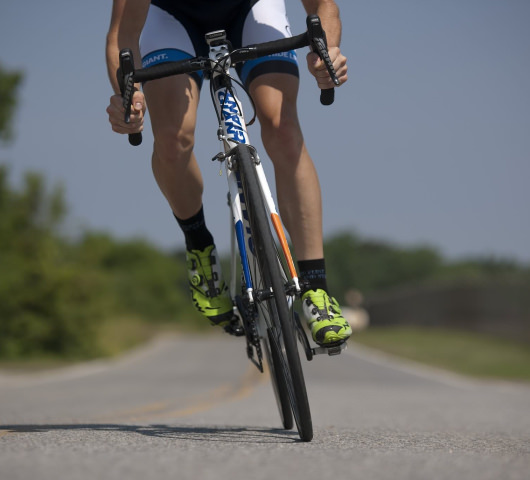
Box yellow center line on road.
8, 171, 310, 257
92, 363, 269, 423
94, 401, 173, 422
164, 363, 268, 419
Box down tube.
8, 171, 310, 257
227, 165, 253, 296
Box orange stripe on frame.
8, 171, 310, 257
271, 213, 298, 280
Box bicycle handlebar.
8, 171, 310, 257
119, 15, 339, 146
117, 49, 142, 146
306, 14, 340, 106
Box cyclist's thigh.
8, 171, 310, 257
140, 4, 201, 144
140, 4, 204, 82
250, 73, 300, 129
237, 0, 300, 89
143, 76, 200, 150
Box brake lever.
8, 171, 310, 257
118, 48, 142, 146
306, 15, 340, 106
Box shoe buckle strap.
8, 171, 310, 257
205, 279, 220, 298
315, 308, 331, 321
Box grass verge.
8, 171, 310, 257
354, 326, 530, 381
0, 317, 197, 373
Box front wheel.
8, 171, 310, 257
263, 330, 293, 430
236, 144, 313, 442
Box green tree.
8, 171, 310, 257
0, 65, 106, 359
0, 63, 23, 143
0, 169, 106, 359
0, 63, 202, 361
324, 231, 529, 304
324, 232, 443, 301
76, 233, 199, 325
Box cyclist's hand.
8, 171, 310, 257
106, 90, 146, 134
306, 46, 348, 89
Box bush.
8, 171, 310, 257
0, 169, 106, 359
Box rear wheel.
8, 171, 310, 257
236, 144, 313, 442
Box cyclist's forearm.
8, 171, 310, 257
301, 0, 342, 47
106, 35, 142, 95
106, 0, 149, 94
106, 38, 124, 95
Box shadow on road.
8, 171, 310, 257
1, 423, 300, 443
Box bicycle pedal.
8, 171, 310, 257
223, 318, 245, 337
311, 342, 347, 357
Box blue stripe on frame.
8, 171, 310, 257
235, 220, 253, 290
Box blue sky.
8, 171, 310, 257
1, 0, 529, 262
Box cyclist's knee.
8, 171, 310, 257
153, 127, 195, 165
261, 117, 304, 164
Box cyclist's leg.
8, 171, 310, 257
250, 75, 352, 345
238, 0, 353, 344
140, 5, 233, 325
143, 75, 202, 220
140, 4, 204, 220
235, 0, 322, 261
249, 74, 323, 262
144, 76, 233, 326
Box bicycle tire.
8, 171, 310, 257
263, 329, 293, 430
235, 144, 313, 442
234, 146, 293, 431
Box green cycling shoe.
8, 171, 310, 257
301, 289, 352, 346
186, 245, 233, 327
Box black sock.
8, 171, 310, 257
175, 206, 214, 251
298, 258, 328, 293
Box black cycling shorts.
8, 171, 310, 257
140, 0, 300, 88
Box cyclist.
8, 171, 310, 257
106, 0, 352, 347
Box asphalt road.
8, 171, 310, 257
1, 334, 529, 480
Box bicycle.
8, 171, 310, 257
118, 15, 346, 442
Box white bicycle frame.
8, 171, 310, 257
206, 32, 300, 321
